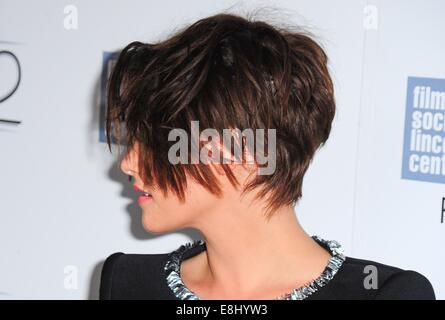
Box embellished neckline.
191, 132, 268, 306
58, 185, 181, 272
163, 235, 346, 300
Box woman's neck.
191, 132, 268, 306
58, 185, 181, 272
181, 202, 332, 299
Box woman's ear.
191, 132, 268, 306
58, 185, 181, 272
198, 129, 258, 179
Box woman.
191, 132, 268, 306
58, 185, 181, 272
99, 13, 435, 300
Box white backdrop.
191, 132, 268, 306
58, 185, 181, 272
0, 0, 443, 299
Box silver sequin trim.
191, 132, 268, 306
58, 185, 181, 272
163, 235, 346, 300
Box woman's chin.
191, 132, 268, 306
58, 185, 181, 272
141, 214, 175, 234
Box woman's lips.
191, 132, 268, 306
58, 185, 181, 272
133, 184, 152, 204
138, 194, 153, 204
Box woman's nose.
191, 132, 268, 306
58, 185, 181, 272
120, 153, 136, 179
120, 157, 129, 174
121, 161, 135, 182
119, 143, 140, 180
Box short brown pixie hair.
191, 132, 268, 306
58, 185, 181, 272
106, 12, 335, 215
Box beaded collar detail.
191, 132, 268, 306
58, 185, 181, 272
163, 235, 346, 300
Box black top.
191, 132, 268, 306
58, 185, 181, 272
99, 238, 436, 300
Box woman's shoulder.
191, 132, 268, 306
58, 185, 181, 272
99, 251, 175, 300
315, 255, 436, 300
98, 246, 436, 300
